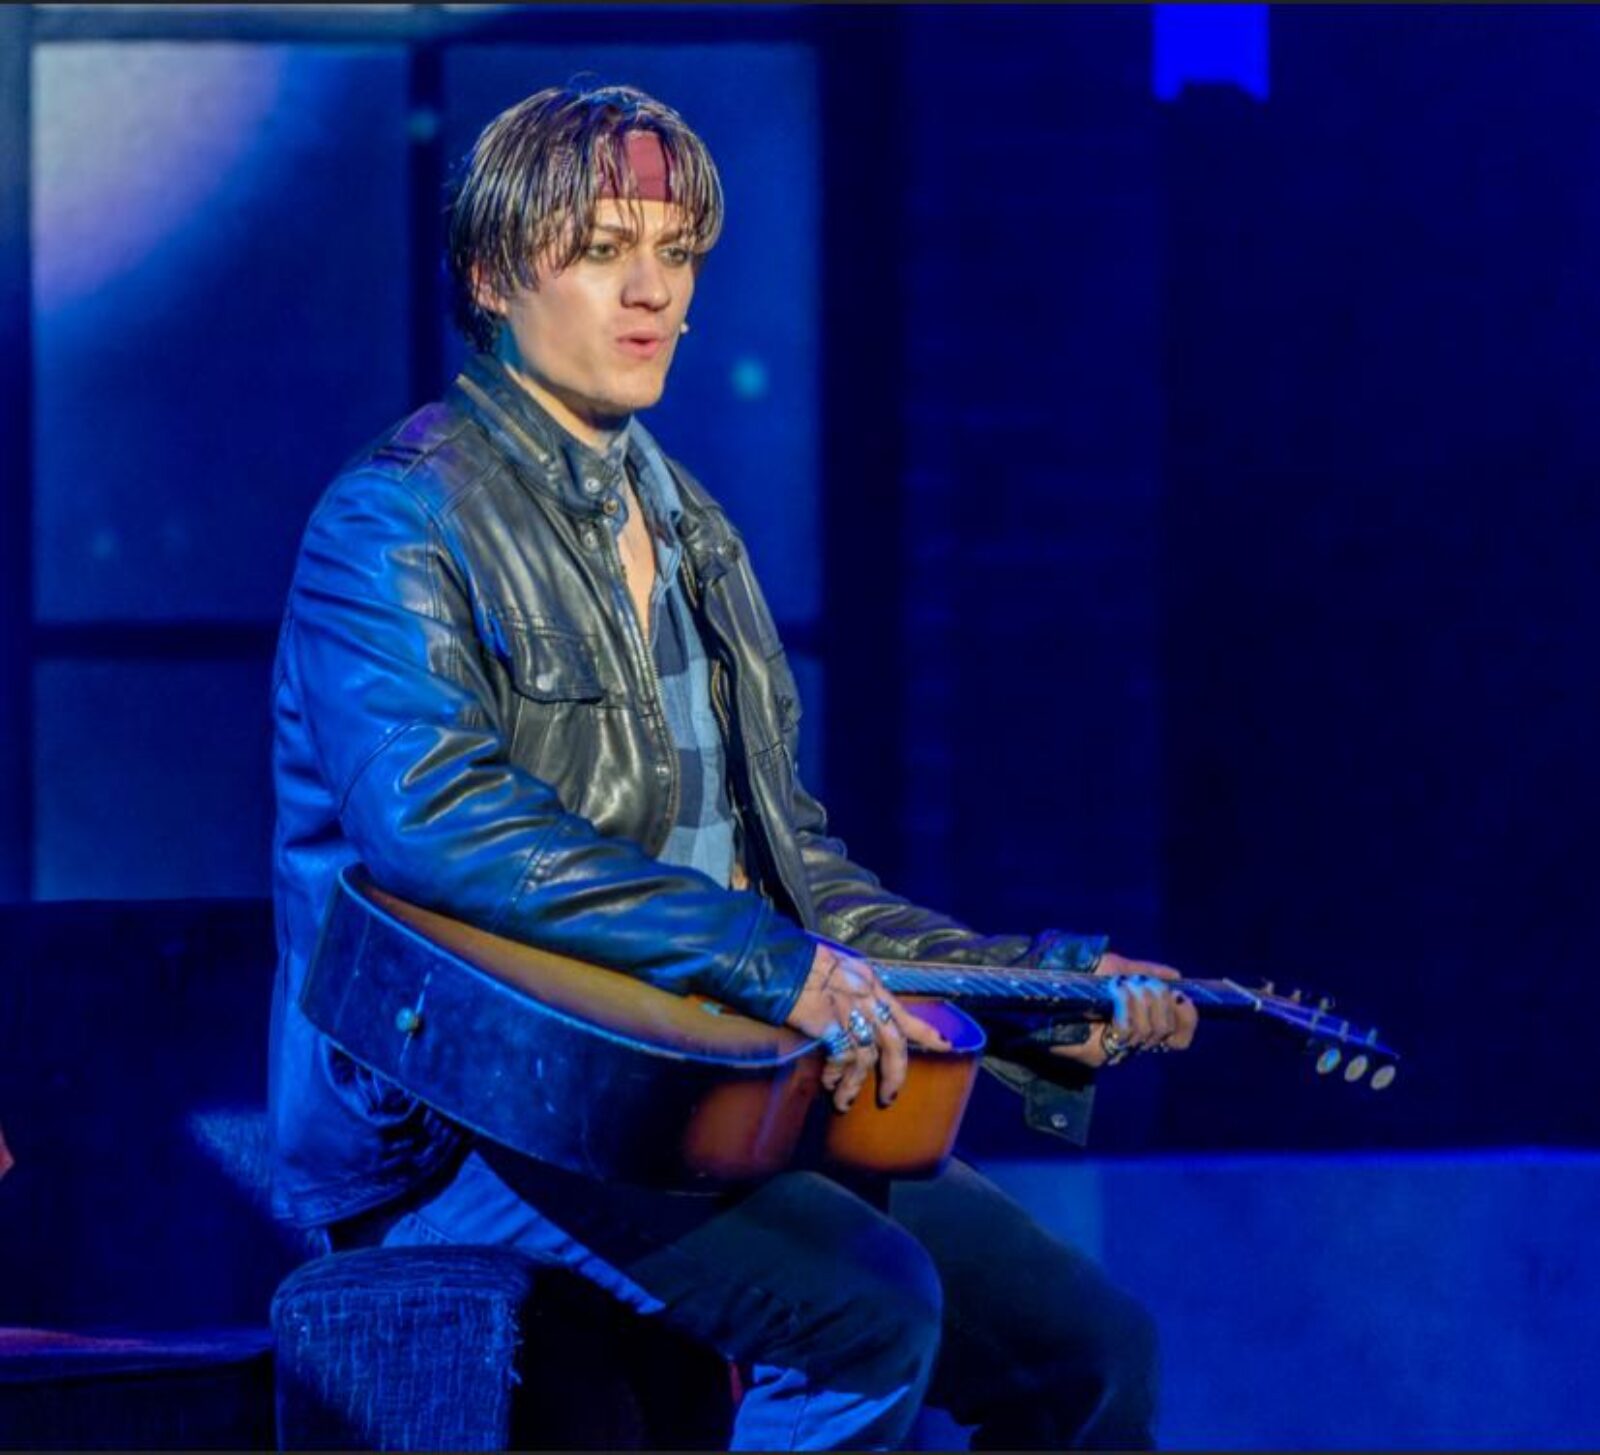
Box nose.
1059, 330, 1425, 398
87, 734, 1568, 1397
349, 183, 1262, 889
620, 250, 672, 311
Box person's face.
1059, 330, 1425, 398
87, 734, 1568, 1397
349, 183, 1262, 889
480, 198, 697, 445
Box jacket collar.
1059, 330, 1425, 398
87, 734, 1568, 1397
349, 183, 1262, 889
450, 352, 630, 519
449, 353, 726, 578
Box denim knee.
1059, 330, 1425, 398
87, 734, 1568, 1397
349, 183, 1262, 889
1060, 1289, 1160, 1447
813, 1216, 944, 1395
1100, 1295, 1159, 1424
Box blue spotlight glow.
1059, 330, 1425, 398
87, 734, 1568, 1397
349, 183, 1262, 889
1152, 5, 1269, 102
33, 44, 292, 313
730, 355, 770, 400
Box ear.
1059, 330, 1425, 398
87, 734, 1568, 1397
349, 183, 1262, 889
469, 265, 506, 321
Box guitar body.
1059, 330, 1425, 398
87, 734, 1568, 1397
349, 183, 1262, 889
302, 869, 987, 1190
303, 870, 1398, 1189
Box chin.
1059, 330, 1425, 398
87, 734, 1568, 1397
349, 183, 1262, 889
611, 380, 668, 415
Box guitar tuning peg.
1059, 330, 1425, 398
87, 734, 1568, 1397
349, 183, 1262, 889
1343, 1054, 1369, 1084
1366, 1027, 1379, 1046
1314, 1046, 1342, 1075
1289, 988, 1304, 1003
1261, 980, 1276, 996
1317, 995, 1335, 1013
1370, 1064, 1397, 1092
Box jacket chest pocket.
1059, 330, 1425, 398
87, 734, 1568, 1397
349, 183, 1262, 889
504, 627, 607, 705
492, 622, 614, 779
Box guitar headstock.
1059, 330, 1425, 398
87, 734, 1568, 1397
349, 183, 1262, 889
1225, 980, 1400, 1090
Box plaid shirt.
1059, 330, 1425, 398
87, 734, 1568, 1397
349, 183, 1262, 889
564, 423, 738, 888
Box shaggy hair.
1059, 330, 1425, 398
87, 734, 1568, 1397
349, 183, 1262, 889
446, 82, 724, 351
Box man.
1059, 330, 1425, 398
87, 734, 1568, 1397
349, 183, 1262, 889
270, 82, 1197, 1450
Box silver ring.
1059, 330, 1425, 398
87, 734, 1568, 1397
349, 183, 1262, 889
821, 1024, 852, 1061
873, 1000, 895, 1025
847, 1007, 876, 1047
1101, 1025, 1130, 1064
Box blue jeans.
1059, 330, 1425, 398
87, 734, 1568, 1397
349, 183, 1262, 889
340, 1146, 1158, 1451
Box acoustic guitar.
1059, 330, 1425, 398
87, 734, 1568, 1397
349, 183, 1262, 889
301, 867, 1400, 1191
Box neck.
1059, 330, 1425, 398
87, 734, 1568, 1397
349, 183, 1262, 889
496, 353, 629, 453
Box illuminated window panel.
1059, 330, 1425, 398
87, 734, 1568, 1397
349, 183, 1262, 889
32, 42, 411, 623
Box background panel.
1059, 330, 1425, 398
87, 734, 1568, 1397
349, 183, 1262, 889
32, 42, 412, 623
34, 660, 274, 898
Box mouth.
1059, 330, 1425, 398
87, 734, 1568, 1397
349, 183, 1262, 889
616, 332, 667, 360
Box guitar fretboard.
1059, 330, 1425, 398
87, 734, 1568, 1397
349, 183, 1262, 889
866, 954, 1395, 1064
872, 959, 1265, 1017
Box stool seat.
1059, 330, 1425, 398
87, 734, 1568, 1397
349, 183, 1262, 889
272, 1245, 733, 1451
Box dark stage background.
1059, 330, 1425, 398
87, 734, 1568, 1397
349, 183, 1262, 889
2, 8, 1598, 1447
6, 4, 1593, 1154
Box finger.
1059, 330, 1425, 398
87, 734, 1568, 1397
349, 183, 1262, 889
855, 971, 948, 1053
1147, 982, 1179, 1043
1109, 978, 1132, 1035
1144, 980, 1177, 1045
1169, 990, 1198, 1050
830, 997, 877, 1111
836, 1041, 876, 1111
873, 1004, 910, 1105
1113, 977, 1149, 1043
892, 1001, 952, 1053
851, 966, 928, 1043
1122, 979, 1160, 1047
825, 1042, 860, 1109
818, 1010, 849, 1092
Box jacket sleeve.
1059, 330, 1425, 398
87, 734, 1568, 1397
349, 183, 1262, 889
287, 469, 813, 1026
780, 697, 1108, 1145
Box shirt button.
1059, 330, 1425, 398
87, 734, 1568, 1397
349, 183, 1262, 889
582, 476, 602, 495
601, 497, 620, 517
579, 529, 598, 549
533, 671, 554, 693
1049, 1112, 1070, 1131
654, 761, 670, 778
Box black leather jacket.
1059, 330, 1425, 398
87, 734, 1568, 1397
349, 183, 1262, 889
269, 355, 1103, 1228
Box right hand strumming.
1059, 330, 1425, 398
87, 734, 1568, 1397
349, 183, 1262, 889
784, 941, 953, 1113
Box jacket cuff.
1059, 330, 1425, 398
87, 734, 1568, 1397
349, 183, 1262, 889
703, 898, 815, 1027
1024, 928, 1110, 972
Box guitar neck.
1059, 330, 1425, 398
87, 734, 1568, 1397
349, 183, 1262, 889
868, 953, 1400, 1073
870, 957, 1267, 1020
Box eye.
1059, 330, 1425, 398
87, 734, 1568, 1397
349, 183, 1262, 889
659, 244, 693, 267
583, 241, 620, 262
